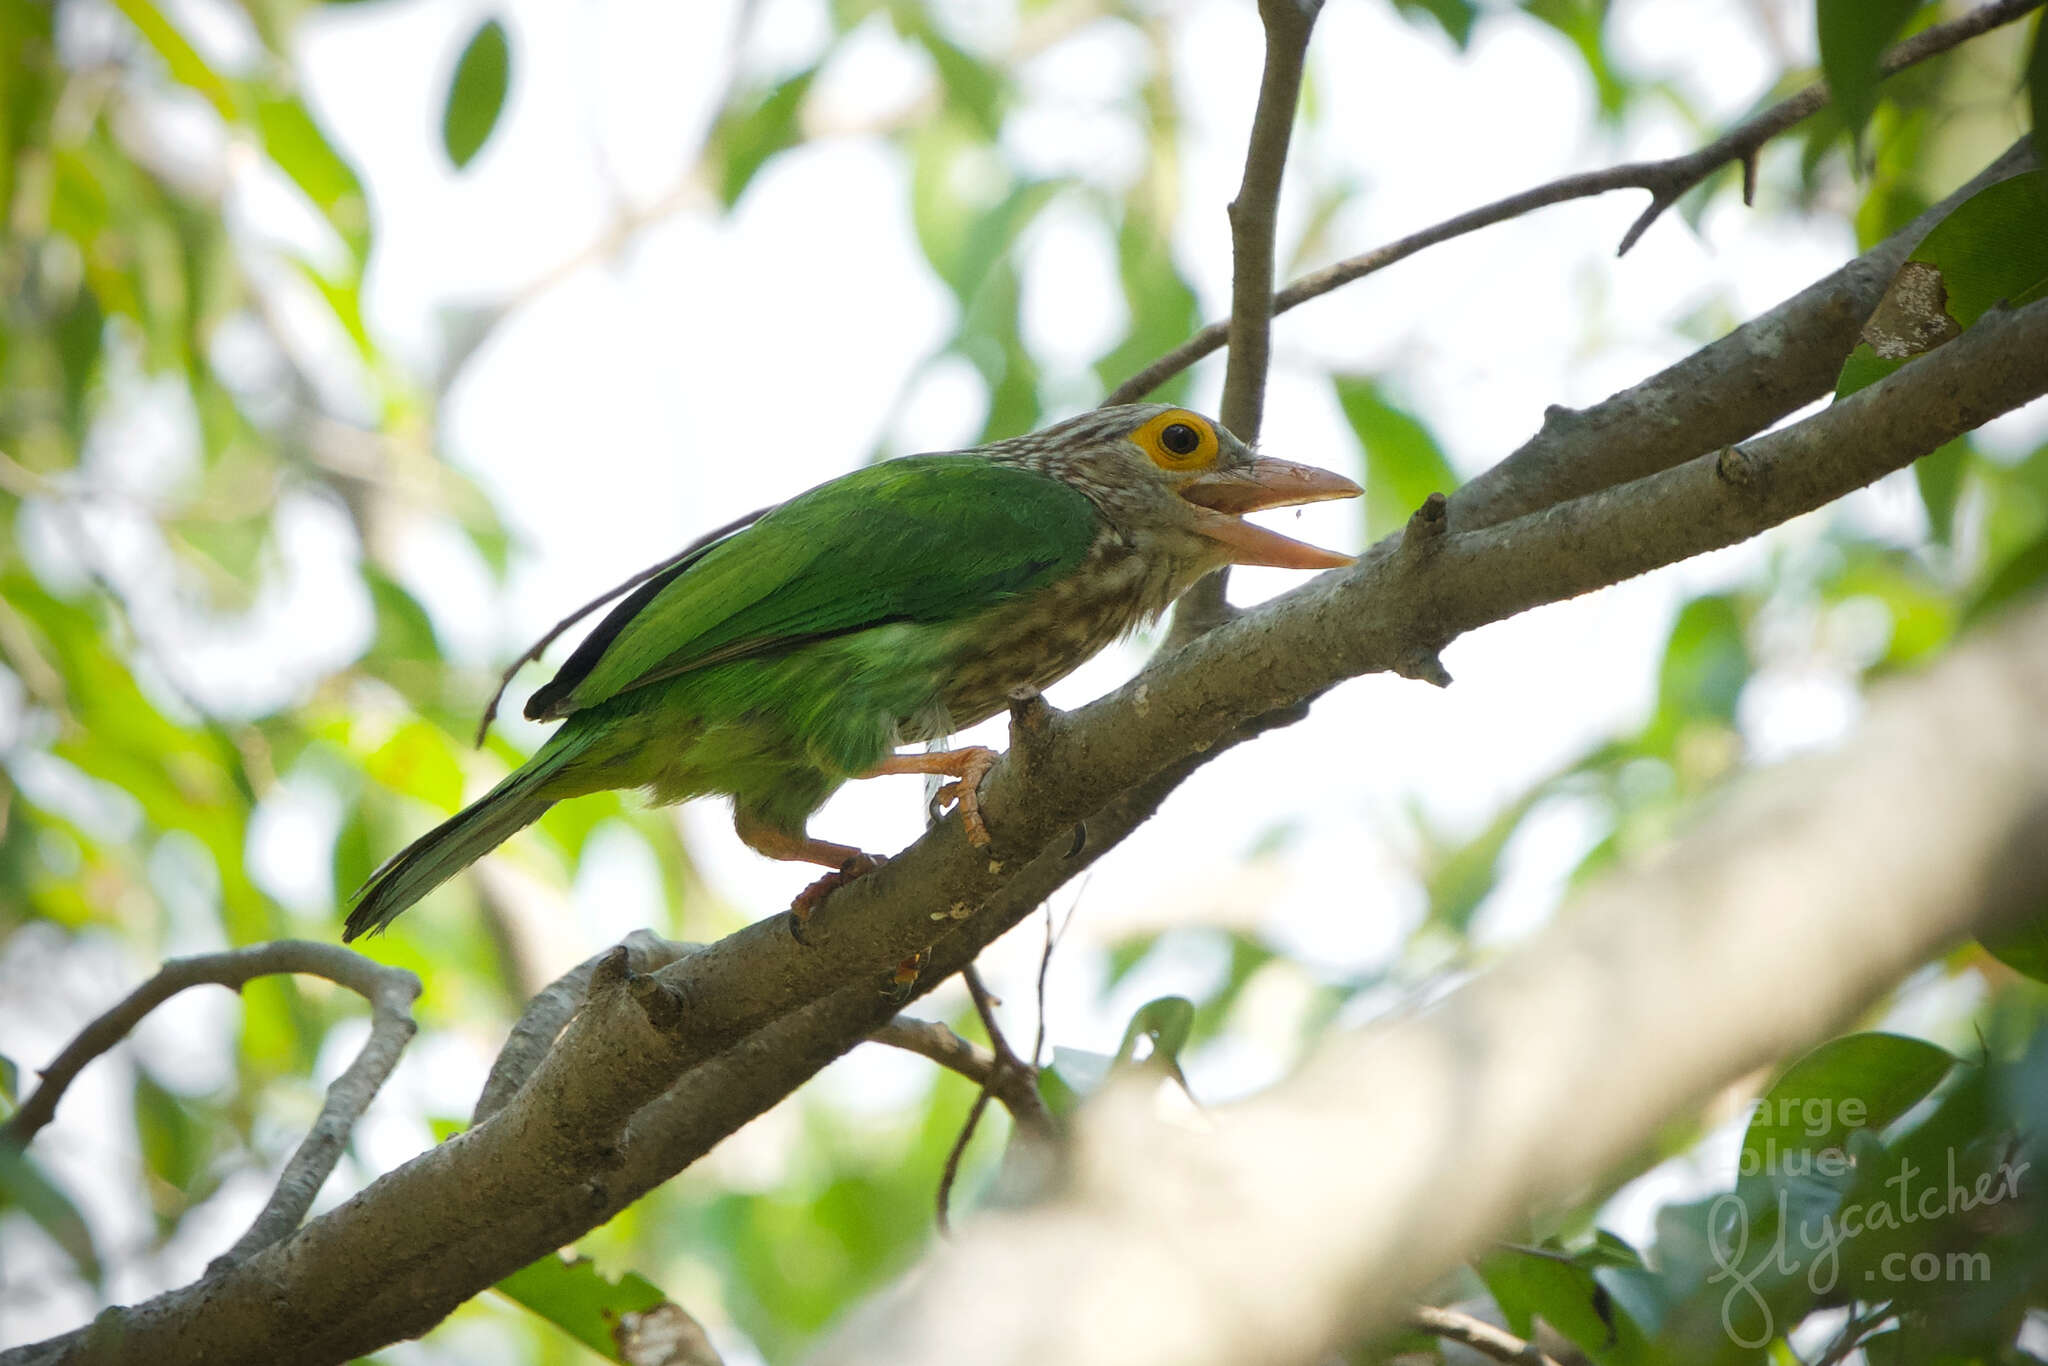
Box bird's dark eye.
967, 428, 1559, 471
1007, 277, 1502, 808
1160, 423, 1200, 455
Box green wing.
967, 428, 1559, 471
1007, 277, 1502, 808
525, 457, 1099, 720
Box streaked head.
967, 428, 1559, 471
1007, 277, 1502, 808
978, 403, 1363, 571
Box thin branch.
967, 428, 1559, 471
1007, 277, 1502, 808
1811, 1302, 1895, 1366
934, 1088, 995, 1237
961, 965, 1022, 1072
1102, 0, 2045, 407
1408, 1305, 1566, 1366
1168, 0, 1322, 643
869, 1016, 1001, 1089
0, 942, 421, 1273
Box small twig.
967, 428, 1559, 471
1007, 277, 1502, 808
934, 1088, 995, 1237
961, 965, 1022, 1072
1811, 1302, 1894, 1366
870, 1017, 1000, 1087
922, 965, 1061, 1232
1409, 1305, 1566, 1366
0, 942, 422, 1273
473, 509, 769, 746
1102, 0, 2045, 408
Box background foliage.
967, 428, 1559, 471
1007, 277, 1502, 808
2, 0, 2046, 1362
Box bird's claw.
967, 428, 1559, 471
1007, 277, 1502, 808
787, 852, 884, 945
933, 749, 997, 848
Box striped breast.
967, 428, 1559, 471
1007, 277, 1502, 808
907, 528, 1202, 741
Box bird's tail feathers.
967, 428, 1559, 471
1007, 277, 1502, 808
343, 767, 556, 942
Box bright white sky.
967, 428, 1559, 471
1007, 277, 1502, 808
9, 0, 2048, 1357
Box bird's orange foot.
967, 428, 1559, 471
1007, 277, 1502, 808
934, 748, 997, 848
863, 746, 999, 848
788, 852, 884, 945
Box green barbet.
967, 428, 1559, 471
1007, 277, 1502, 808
343, 404, 1360, 941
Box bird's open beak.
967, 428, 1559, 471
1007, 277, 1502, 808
1179, 457, 1364, 570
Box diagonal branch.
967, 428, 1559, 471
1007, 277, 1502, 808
1102, 0, 2045, 408
14, 225, 2048, 1366
820, 569, 2048, 1366
0, 942, 421, 1272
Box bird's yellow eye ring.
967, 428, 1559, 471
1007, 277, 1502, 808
1131, 410, 1218, 470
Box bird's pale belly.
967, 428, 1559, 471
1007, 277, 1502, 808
907, 539, 1193, 741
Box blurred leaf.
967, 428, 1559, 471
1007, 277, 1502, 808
1520, 0, 1627, 119
0, 1053, 16, 1110
134, 1067, 214, 1231
1096, 206, 1201, 406
1115, 995, 1193, 1069
366, 720, 464, 812
0, 1145, 102, 1289
710, 66, 818, 208
1737, 1032, 1953, 1200
248, 87, 371, 256
1838, 171, 2048, 400
1979, 904, 2048, 984
497, 1253, 710, 1365
1391, 0, 1478, 48
1038, 1045, 1112, 1117
111, 0, 236, 120
442, 18, 511, 171
1333, 376, 1455, 540
1479, 1239, 1655, 1365
1962, 526, 2048, 627
1818, 0, 1926, 157
912, 28, 1005, 139
1912, 439, 1966, 544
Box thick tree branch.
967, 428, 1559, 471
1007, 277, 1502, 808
473, 929, 695, 1124
0, 942, 420, 1274
14, 223, 2048, 1366
820, 588, 2048, 1366
1102, 0, 2044, 408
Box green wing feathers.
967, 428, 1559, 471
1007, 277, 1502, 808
528, 458, 1099, 720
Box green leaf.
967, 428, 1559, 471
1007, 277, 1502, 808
1478, 1240, 1655, 1365
110, 0, 235, 120
710, 66, 818, 207
1039, 1045, 1113, 1117
1391, 0, 1478, 48
1738, 1032, 1954, 1196
0, 1053, 16, 1110
249, 88, 371, 256
1836, 171, 2048, 401
1962, 525, 2048, 627
1911, 439, 1966, 544
1654, 595, 1748, 731
497, 1252, 709, 1364
1115, 995, 1194, 1069
443, 18, 511, 170
1817, 0, 1926, 157
1333, 377, 1455, 540
133, 1068, 208, 1203
0, 1144, 102, 1288
1980, 904, 2048, 984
